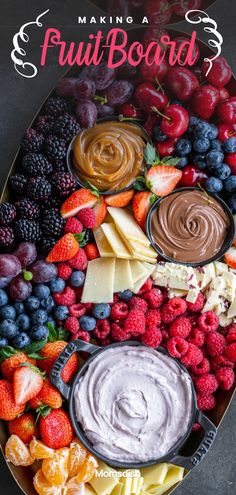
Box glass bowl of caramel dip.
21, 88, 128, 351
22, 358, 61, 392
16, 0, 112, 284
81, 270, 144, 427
67, 117, 150, 194
146, 187, 235, 267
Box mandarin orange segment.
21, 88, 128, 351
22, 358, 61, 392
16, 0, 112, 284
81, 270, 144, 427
64, 476, 85, 495
33, 469, 63, 495
67, 439, 87, 478
5, 434, 34, 466
75, 454, 98, 483
30, 438, 54, 460
42, 448, 69, 486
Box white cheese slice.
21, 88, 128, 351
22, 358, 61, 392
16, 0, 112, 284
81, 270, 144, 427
94, 227, 115, 257
141, 464, 168, 488
129, 260, 149, 284
108, 207, 150, 247
113, 259, 133, 293
81, 258, 115, 303
101, 223, 131, 259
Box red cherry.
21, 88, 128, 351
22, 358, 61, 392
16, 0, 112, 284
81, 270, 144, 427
219, 87, 230, 101
140, 59, 169, 83
144, 114, 160, 136
217, 97, 236, 124
142, 27, 168, 48
179, 166, 208, 187
160, 104, 189, 138
218, 123, 236, 142
156, 138, 178, 158
135, 83, 168, 112
119, 103, 143, 119
201, 56, 232, 88
225, 153, 236, 174
145, 0, 172, 25
166, 67, 199, 102
192, 85, 220, 119
172, 0, 201, 16
173, 36, 200, 65
192, 66, 204, 83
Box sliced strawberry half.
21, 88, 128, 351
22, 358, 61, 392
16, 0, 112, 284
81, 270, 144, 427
225, 246, 236, 268
13, 365, 44, 405
146, 165, 182, 197
46, 233, 79, 263
105, 190, 134, 207
93, 196, 107, 230
132, 191, 154, 231
61, 189, 97, 218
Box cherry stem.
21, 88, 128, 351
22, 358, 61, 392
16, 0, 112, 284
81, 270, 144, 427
155, 76, 165, 94
118, 115, 142, 122
151, 106, 171, 121
93, 95, 107, 105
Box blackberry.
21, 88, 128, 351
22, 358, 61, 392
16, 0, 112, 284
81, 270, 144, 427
54, 113, 80, 143
41, 208, 65, 238
53, 159, 67, 172
83, 229, 94, 244
0, 203, 16, 225
15, 219, 42, 242
0, 227, 15, 248
35, 115, 55, 136
21, 128, 44, 153
39, 236, 57, 255
44, 135, 67, 162
27, 177, 52, 201
40, 197, 62, 212
44, 97, 70, 117
9, 174, 28, 195
22, 153, 53, 177
51, 172, 77, 198
15, 198, 40, 220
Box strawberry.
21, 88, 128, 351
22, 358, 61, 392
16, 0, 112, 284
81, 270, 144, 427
29, 378, 62, 410
61, 189, 97, 218
105, 190, 134, 207
13, 364, 44, 405
39, 409, 74, 449
0, 349, 36, 381
132, 191, 154, 230
84, 242, 100, 260
146, 165, 182, 197
0, 380, 25, 420
8, 412, 39, 444
37, 341, 79, 383
93, 196, 107, 230
224, 246, 236, 268
46, 234, 79, 263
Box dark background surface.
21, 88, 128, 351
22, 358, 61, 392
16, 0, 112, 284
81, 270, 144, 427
0, 0, 236, 494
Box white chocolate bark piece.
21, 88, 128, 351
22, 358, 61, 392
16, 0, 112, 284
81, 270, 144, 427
94, 227, 114, 257
186, 288, 199, 304
219, 314, 233, 327
101, 223, 131, 259
114, 259, 133, 293
168, 289, 188, 299
108, 207, 150, 247
214, 261, 229, 276
81, 258, 115, 303
227, 296, 236, 318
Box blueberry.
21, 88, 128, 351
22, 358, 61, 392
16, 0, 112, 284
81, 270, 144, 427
175, 139, 192, 156
177, 157, 188, 169
224, 176, 236, 192
118, 290, 133, 301
12, 332, 31, 349
70, 271, 85, 288
25, 296, 40, 312
189, 116, 200, 128
0, 319, 19, 338
205, 177, 223, 193
31, 325, 49, 340
41, 296, 55, 312
207, 124, 218, 140
79, 315, 96, 331
224, 137, 236, 153
47, 316, 56, 326
193, 154, 207, 169
193, 138, 210, 153
34, 284, 50, 299
0, 305, 16, 320
171, 99, 183, 106
13, 302, 25, 315
0, 290, 8, 307
0, 337, 8, 349
31, 309, 48, 325
49, 278, 66, 294
54, 305, 69, 320
16, 314, 30, 331
194, 120, 211, 138
206, 150, 224, 169
227, 194, 236, 212
214, 163, 231, 180
153, 125, 168, 142
210, 139, 223, 151
92, 303, 111, 319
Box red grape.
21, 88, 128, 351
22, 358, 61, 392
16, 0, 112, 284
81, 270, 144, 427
55, 78, 77, 97
95, 101, 114, 118
104, 80, 134, 106
9, 275, 32, 301
0, 276, 14, 289
73, 78, 96, 101
79, 63, 116, 91
14, 242, 37, 268
0, 254, 21, 278
30, 260, 58, 283
75, 101, 98, 128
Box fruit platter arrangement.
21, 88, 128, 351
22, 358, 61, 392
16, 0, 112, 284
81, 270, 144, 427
1, 25, 236, 495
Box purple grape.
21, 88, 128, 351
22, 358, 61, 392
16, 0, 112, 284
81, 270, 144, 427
0, 276, 14, 289
95, 101, 114, 118
79, 63, 116, 91
30, 260, 58, 283
118, 62, 137, 79
106, 0, 129, 16
14, 242, 37, 268
73, 78, 96, 101
103, 80, 134, 106
0, 254, 21, 278
75, 101, 97, 128
9, 275, 32, 301
55, 78, 77, 97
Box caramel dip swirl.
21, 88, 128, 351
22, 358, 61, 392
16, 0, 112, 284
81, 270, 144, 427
150, 190, 230, 263
72, 121, 146, 192
74, 345, 193, 463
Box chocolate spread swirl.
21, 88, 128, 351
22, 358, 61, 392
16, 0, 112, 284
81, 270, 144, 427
150, 190, 230, 263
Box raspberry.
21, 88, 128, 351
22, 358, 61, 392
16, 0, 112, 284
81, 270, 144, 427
206, 332, 226, 357
112, 294, 120, 304
68, 248, 88, 270
192, 423, 201, 432
71, 329, 90, 342
110, 302, 129, 320
169, 317, 192, 338
69, 303, 86, 318
141, 327, 162, 348
100, 337, 112, 347
124, 309, 146, 336
74, 287, 83, 302
224, 342, 236, 362
188, 328, 205, 347
161, 329, 169, 345
83, 302, 93, 312
181, 343, 203, 367
53, 287, 76, 306
167, 337, 189, 358
191, 358, 210, 376
145, 309, 161, 328
142, 288, 163, 309
186, 292, 205, 312
198, 311, 219, 333
128, 297, 148, 313
64, 218, 83, 235
215, 367, 235, 390
137, 277, 153, 295
226, 326, 236, 343
64, 316, 80, 334
188, 314, 199, 327
210, 355, 234, 371
94, 319, 111, 340
111, 323, 130, 341
161, 297, 187, 324
196, 374, 218, 394
197, 393, 216, 411
77, 208, 96, 229
57, 263, 73, 280
84, 242, 100, 261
